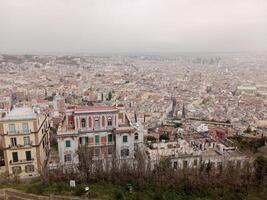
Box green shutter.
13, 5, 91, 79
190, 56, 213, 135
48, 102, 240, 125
12, 152, 18, 162
26, 151, 31, 161
123, 135, 128, 143
95, 135, 100, 144
108, 134, 113, 143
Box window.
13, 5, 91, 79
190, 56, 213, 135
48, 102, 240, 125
25, 165, 34, 173
65, 140, 71, 148
123, 135, 128, 143
101, 136, 106, 144
183, 160, 188, 169
108, 134, 113, 143
88, 137, 94, 145
94, 117, 100, 128
81, 118, 86, 128
134, 133, 138, 141
24, 136, 30, 146
95, 135, 99, 145
108, 147, 113, 155
12, 152, 18, 162
102, 116, 105, 127
64, 154, 72, 162
25, 151, 32, 161
10, 138, 17, 147
12, 166, 21, 174
22, 123, 29, 133
95, 148, 100, 157
9, 124, 16, 133
80, 137, 88, 145
108, 117, 112, 126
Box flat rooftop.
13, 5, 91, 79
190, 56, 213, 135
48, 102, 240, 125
0, 107, 36, 121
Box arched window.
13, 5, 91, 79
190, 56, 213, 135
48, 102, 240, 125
134, 133, 138, 141
94, 117, 100, 128
108, 117, 112, 126
81, 118, 86, 128
102, 116, 105, 127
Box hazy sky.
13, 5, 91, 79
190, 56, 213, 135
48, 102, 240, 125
0, 0, 267, 54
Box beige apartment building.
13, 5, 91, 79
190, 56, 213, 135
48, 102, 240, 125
0, 107, 50, 178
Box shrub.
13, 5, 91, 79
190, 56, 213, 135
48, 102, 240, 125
159, 133, 169, 141
73, 185, 86, 196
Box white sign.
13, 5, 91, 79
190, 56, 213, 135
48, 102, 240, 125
70, 180, 76, 187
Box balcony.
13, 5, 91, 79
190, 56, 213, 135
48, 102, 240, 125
8, 141, 33, 149
78, 142, 114, 148
9, 158, 34, 165
6, 130, 31, 135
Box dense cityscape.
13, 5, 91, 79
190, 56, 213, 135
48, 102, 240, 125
0, 53, 267, 199
1, 0, 267, 199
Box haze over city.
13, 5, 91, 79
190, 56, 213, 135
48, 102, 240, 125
1, 0, 267, 54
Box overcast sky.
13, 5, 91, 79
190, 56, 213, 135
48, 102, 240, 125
0, 0, 267, 54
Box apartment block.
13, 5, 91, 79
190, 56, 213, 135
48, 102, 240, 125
0, 107, 50, 178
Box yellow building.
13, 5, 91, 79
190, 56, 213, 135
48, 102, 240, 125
0, 107, 50, 178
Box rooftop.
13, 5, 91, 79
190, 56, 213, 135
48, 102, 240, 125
1, 107, 36, 121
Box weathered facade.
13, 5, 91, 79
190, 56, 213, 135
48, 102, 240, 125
56, 104, 143, 168
0, 107, 50, 178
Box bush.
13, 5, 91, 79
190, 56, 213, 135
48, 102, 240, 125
73, 185, 86, 196
159, 133, 169, 141
26, 182, 45, 195
114, 190, 126, 200
146, 136, 157, 142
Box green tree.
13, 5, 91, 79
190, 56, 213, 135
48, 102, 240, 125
108, 92, 112, 101
159, 133, 169, 141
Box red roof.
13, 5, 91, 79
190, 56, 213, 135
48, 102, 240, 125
66, 104, 125, 112
75, 105, 117, 111
113, 127, 136, 133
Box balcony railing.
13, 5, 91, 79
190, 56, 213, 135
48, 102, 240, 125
6, 130, 31, 135
8, 141, 33, 149
78, 142, 114, 148
9, 158, 34, 165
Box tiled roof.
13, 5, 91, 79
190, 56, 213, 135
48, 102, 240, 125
75, 105, 116, 111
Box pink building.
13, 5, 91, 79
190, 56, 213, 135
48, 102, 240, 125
57, 104, 143, 167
